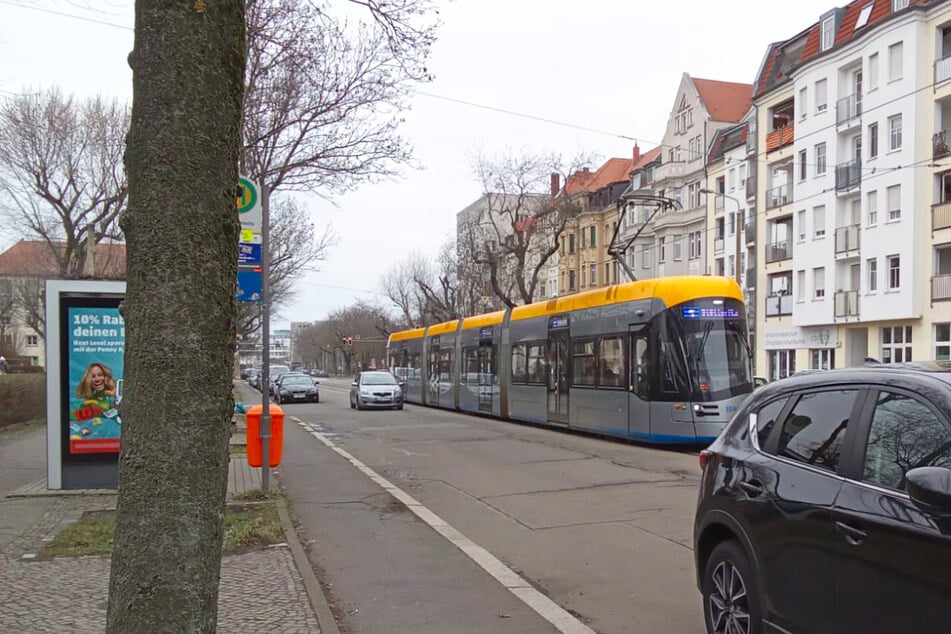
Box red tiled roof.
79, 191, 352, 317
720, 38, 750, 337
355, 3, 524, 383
587, 157, 635, 192
693, 78, 753, 123
800, 0, 931, 63
0, 240, 126, 278
632, 146, 662, 171
565, 169, 597, 195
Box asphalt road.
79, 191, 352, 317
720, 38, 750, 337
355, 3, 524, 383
260, 377, 706, 634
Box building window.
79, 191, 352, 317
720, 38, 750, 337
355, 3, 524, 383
590, 226, 597, 248
882, 325, 912, 363
569, 270, 576, 290
868, 52, 879, 90
815, 143, 827, 174
692, 231, 702, 259
935, 323, 951, 360
813, 205, 826, 238
888, 114, 902, 151
673, 235, 683, 260
868, 122, 878, 158
659, 237, 666, 262
888, 42, 903, 81
641, 245, 651, 268
768, 349, 796, 381
797, 210, 806, 241
821, 15, 835, 51
26, 335, 39, 347
688, 181, 701, 208
813, 267, 826, 299
590, 264, 597, 286
568, 233, 575, 253
887, 254, 901, 289
893, 0, 909, 12
815, 79, 828, 113
811, 348, 834, 370
855, 4, 873, 29
796, 269, 806, 302
868, 258, 878, 292
866, 190, 878, 225
798, 87, 808, 119
887, 184, 901, 221
798, 150, 807, 181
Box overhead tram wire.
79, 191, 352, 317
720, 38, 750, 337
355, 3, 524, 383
0, 0, 132, 30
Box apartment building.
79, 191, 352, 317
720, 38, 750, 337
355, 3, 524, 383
755, 0, 949, 379
558, 155, 635, 294
616, 74, 752, 280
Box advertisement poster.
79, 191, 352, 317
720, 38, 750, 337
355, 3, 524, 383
66, 306, 124, 454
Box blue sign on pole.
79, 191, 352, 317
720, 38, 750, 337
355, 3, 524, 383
237, 268, 262, 302
238, 242, 262, 265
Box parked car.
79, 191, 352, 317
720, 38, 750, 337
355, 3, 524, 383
350, 371, 403, 410
244, 368, 261, 387
240, 367, 258, 381
274, 373, 319, 404
694, 362, 951, 634
268, 365, 292, 397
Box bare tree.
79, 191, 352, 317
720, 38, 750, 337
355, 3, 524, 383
0, 88, 129, 278
241, 0, 437, 194
459, 150, 590, 308
12, 278, 45, 340
106, 2, 245, 631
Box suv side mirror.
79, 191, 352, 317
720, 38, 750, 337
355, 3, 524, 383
906, 467, 951, 513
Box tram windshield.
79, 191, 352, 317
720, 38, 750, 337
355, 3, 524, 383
675, 303, 752, 401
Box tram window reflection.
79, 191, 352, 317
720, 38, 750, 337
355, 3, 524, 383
573, 340, 597, 386
527, 344, 546, 383
463, 347, 479, 383
512, 344, 527, 383
600, 336, 625, 388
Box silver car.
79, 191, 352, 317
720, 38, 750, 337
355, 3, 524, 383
350, 371, 403, 410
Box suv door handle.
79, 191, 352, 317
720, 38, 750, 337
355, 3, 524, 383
835, 521, 867, 546
738, 480, 764, 497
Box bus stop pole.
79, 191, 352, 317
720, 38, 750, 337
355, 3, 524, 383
260, 183, 271, 492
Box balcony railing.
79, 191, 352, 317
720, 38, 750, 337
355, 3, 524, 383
745, 267, 756, 289
834, 290, 860, 317
714, 237, 724, 253
835, 158, 862, 193
835, 224, 861, 253
765, 238, 792, 263
745, 219, 757, 245
652, 161, 687, 182
933, 130, 951, 159
835, 93, 862, 126
936, 55, 951, 85
746, 173, 756, 200
766, 184, 790, 209
765, 125, 795, 153
765, 293, 792, 317
933, 201, 951, 230
933, 274, 951, 301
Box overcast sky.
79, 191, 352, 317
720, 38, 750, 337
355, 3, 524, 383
0, 0, 838, 328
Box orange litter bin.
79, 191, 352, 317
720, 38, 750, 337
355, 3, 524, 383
245, 404, 284, 467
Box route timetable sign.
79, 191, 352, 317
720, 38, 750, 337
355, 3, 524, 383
237, 176, 262, 234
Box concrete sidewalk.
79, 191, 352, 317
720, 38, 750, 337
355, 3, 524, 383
0, 420, 327, 633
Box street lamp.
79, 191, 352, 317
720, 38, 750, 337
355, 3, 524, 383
701, 188, 743, 285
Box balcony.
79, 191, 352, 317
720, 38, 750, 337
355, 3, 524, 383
745, 219, 757, 246
765, 125, 794, 154
933, 201, 951, 230
835, 224, 861, 254
933, 130, 951, 159
936, 55, 951, 85
714, 237, 724, 253
765, 238, 792, 263
766, 184, 790, 209
933, 274, 951, 301
834, 290, 860, 317
652, 161, 688, 183
745, 267, 756, 289
835, 158, 862, 193
765, 293, 792, 317
835, 93, 862, 128
746, 174, 756, 201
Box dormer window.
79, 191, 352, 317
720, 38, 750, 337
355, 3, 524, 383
893, 0, 909, 10
855, 4, 873, 30
821, 15, 835, 51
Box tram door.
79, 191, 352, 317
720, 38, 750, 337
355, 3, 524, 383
628, 328, 651, 437
478, 344, 496, 414
547, 331, 570, 424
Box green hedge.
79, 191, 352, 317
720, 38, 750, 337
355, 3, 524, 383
0, 374, 46, 429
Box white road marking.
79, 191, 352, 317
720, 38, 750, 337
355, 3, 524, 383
291, 417, 595, 634
392, 447, 430, 457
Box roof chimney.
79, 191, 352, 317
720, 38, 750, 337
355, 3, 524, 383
550, 173, 560, 197
633, 144, 640, 163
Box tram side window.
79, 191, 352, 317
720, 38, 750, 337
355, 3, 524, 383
512, 344, 528, 383
573, 340, 597, 386
631, 336, 650, 399
462, 347, 479, 383
526, 343, 546, 383
439, 349, 453, 382
600, 337, 625, 388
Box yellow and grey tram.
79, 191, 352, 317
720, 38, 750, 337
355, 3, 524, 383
387, 276, 752, 444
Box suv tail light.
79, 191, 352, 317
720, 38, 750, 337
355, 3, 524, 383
699, 450, 713, 470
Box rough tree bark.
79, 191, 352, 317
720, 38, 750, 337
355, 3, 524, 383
106, 2, 245, 632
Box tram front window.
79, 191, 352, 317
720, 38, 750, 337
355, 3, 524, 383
682, 318, 752, 400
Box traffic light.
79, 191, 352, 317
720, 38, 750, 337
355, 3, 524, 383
347, 337, 353, 346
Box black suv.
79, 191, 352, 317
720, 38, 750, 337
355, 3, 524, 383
694, 362, 951, 634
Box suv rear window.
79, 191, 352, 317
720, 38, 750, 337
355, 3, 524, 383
774, 390, 858, 472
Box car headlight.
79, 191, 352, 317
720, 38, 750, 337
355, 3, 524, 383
360, 389, 372, 396
279, 388, 289, 394
394, 386, 402, 396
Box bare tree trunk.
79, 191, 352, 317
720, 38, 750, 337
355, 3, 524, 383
107, 2, 245, 632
